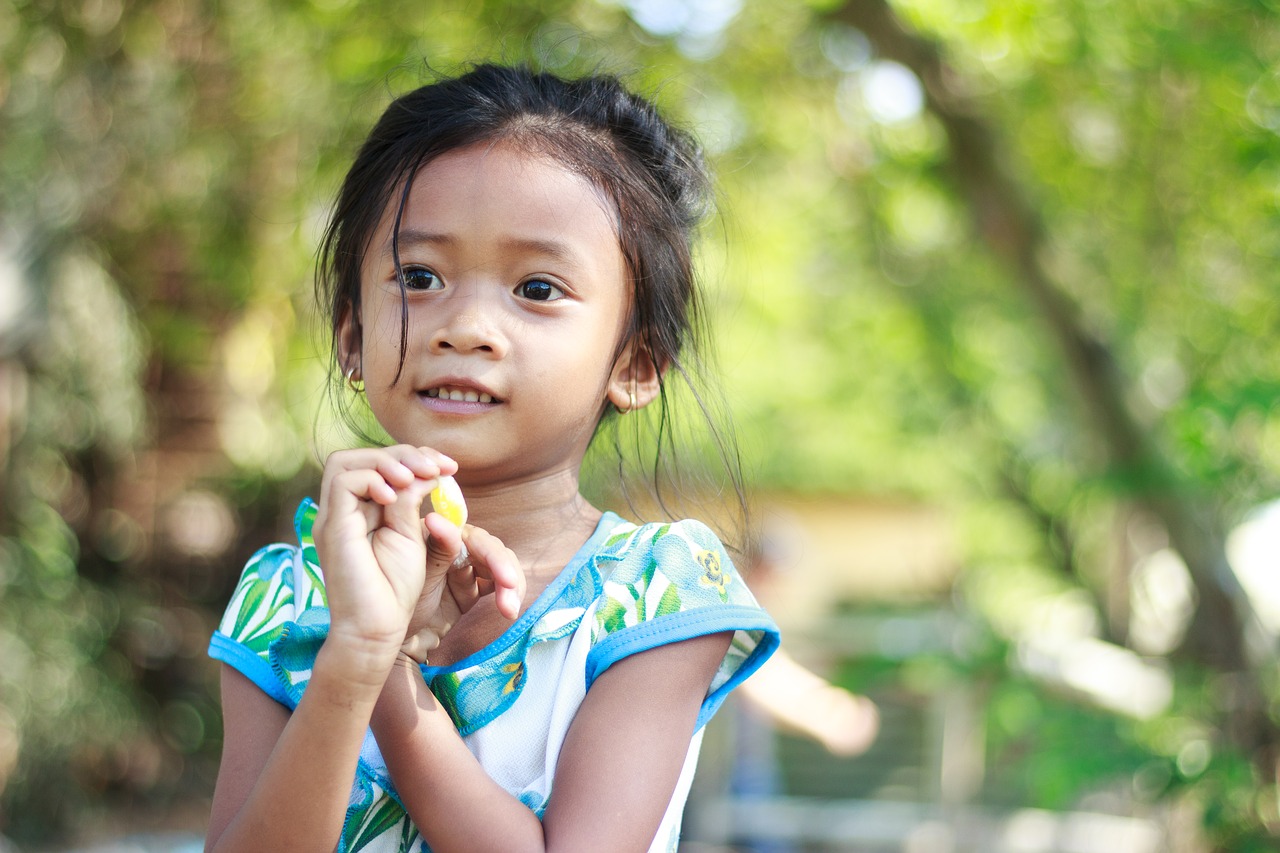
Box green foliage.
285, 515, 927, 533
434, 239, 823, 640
983, 678, 1154, 809
3, 0, 1280, 846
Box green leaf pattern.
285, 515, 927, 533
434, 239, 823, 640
337, 773, 424, 853
220, 544, 297, 657
346, 796, 408, 852
294, 500, 328, 611
593, 557, 683, 640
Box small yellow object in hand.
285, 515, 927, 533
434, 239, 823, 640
430, 475, 468, 527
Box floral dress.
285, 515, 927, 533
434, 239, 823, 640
208, 499, 780, 852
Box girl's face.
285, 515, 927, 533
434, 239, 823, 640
345, 140, 637, 488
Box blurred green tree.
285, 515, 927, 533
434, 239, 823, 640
1, 0, 1278, 848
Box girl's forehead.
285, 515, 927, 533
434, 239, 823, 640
411, 141, 612, 213
367, 141, 626, 272
399, 140, 619, 230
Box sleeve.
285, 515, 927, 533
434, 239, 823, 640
207, 543, 300, 707
585, 520, 781, 730
207, 499, 328, 709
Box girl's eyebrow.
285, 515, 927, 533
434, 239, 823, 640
386, 228, 582, 268
383, 228, 453, 259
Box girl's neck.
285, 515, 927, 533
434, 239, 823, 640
462, 469, 604, 583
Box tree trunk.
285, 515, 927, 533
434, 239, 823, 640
829, 0, 1268, 737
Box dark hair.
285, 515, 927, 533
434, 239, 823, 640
317, 63, 744, 534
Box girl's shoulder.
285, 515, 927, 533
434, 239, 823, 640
592, 516, 751, 611
584, 515, 780, 730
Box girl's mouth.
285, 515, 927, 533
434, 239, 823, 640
422, 385, 500, 404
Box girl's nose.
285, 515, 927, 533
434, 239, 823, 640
428, 290, 509, 358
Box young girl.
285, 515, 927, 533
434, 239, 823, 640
205, 63, 779, 852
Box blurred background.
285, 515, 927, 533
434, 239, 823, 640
2, 0, 1279, 850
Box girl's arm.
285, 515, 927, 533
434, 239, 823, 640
371, 630, 733, 853
205, 645, 388, 851
206, 445, 464, 851
206, 526, 523, 852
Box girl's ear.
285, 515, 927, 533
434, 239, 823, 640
606, 339, 663, 412
337, 304, 362, 379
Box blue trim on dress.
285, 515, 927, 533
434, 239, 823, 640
584, 605, 781, 730
208, 631, 293, 708
358, 755, 402, 808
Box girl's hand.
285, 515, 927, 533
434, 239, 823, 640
400, 518, 525, 664
312, 445, 457, 683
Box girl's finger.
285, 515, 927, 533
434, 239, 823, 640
327, 468, 400, 509
446, 561, 480, 604
411, 446, 458, 478
324, 449, 416, 491
462, 527, 525, 620
380, 444, 456, 482
323, 445, 456, 490
494, 577, 524, 621
420, 517, 524, 620
378, 475, 435, 538
323, 467, 433, 545
422, 511, 466, 573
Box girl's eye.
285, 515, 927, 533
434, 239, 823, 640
401, 267, 442, 291
517, 279, 564, 301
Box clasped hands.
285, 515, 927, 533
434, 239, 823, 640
312, 445, 525, 680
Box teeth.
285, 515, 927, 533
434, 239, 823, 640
426, 387, 495, 403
